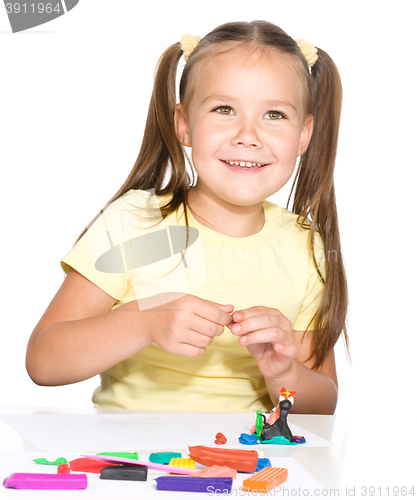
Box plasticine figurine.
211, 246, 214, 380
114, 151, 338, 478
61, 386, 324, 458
259, 388, 296, 443
240, 387, 305, 445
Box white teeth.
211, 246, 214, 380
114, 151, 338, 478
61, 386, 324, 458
225, 160, 265, 168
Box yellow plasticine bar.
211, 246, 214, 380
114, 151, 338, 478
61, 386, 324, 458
169, 458, 196, 470
191, 465, 237, 479
242, 467, 288, 492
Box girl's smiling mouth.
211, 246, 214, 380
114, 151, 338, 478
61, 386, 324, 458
221, 159, 268, 169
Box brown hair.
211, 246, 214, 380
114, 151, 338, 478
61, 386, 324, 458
77, 20, 348, 369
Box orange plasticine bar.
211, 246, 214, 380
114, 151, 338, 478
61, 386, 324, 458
188, 446, 258, 473
242, 467, 288, 492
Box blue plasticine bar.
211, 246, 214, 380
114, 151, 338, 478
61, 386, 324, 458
155, 475, 233, 493
256, 458, 272, 471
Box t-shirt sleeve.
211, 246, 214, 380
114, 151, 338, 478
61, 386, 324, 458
293, 231, 326, 331
60, 191, 153, 300
61, 231, 127, 300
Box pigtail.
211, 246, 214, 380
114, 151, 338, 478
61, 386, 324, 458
76, 43, 194, 241
111, 42, 194, 218
135, 44, 192, 195
289, 48, 349, 368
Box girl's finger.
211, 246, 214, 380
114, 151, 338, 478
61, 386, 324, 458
209, 300, 234, 310
273, 342, 298, 361
238, 328, 288, 346
198, 300, 234, 326
230, 315, 290, 337
232, 306, 283, 322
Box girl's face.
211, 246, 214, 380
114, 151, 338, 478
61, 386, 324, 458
175, 47, 313, 209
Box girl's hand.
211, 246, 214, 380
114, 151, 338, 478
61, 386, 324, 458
140, 293, 234, 357
228, 306, 298, 379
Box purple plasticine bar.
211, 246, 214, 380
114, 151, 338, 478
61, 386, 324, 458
155, 476, 233, 493
3, 473, 87, 490
155, 476, 232, 493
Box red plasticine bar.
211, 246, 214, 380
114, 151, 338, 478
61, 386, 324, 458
3, 473, 87, 490
242, 467, 288, 492
69, 458, 115, 473
188, 446, 258, 472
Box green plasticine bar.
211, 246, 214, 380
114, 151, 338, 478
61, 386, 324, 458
33, 458, 68, 466
97, 452, 138, 460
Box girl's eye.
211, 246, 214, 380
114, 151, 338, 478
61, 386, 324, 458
215, 106, 234, 115
265, 110, 285, 120
213, 107, 285, 119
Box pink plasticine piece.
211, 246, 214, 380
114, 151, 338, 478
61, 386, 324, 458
192, 465, 237, 479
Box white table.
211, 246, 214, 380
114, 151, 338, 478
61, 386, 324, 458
0, 407, 415, 498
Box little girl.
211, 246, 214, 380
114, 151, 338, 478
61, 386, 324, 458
26, 20, 348, 414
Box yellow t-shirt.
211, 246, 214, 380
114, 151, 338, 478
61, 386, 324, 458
61, 189, 325, 412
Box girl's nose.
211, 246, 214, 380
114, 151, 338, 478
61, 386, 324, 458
232, 121, 263, 148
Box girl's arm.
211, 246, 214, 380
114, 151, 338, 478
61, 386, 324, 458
26, 268, 233, 386
264, 331, 338, 414
26, 268, 149, 385
229, 308, 338, 414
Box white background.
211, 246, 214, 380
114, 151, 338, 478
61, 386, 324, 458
1, 0, 416, 417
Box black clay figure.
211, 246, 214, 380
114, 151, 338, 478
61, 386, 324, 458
261, 399, 294, 442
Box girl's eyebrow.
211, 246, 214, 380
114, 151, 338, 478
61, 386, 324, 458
201, 94, 235, 104
202, 94, 297, 111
